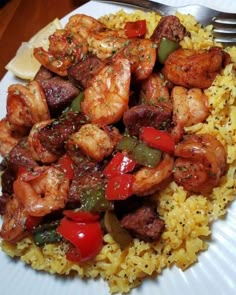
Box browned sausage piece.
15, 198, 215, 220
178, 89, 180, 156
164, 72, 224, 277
41, 76, 79, 116
123, 103, 172, 136
120, 205, 165, 242
34, 66, 54, 84
37, 112, 87, 156
68, 55, 105, 89
151, 15, 189, 45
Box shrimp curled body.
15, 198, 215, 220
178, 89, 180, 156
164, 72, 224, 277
162, 47, 230, 89
0, 196, 28, 243
34, 30, 88, 76
65, 14, 105, 39
13, 166, 69, 217
82, 57, 131, 125
87, 30, 128, 60
174, 134, 227, 193
0, 118, 25, 156
67, 123, 121, 162
7, 81, 50, 129
132, 154, 174, 196
27, 120, 59, 163
171, 86, 209, 142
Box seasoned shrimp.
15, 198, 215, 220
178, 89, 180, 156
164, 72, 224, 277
0, 196, 28, 243
140, 73, 170, 104
65, 14, 105, 39
7, 81, 50, 129
81, 57, 131, 125
171, 86, 209, 141
34, 30, 88, 76
174, 134, 227, 193
0, 118, 26, 157
13, 166, 69, 217
115, 38, 157, 80
27, 120, 59, 163
87, 30, 129, 59
162, 47, 231, 89
132, 154, 174, 196
67, 124, 121, 161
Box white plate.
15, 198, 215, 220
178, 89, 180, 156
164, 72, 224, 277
0, 1, 236, 294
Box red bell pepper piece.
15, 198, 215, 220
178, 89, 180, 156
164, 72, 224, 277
103, 152, 136, 178
17, 166, 29, 178
57, 217, 103, 262
65, 244, 82, 262
124, 20, 147, 38
25, 216, 42, 231
105, 174, 135, 200
140, 127, 175, 154
58, 154, 74, 180
63, 210, 100, 222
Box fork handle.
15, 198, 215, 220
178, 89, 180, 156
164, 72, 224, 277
93, 0, 175, 15
93, 0, 236, 26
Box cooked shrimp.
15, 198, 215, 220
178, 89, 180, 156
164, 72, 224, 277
7, 81, 50, 129
0, 118, 26, 157
0, 196, 28, 243
87, 30, 129, 59
13, 166, 69, 217
81, 57, 131, 125
115, 38, 157, 80
67, 124, 121, 161
65, 14, 105, 39
34, 30, 88, 76
140, 73, 170, 104
132, 154, 174, 196
174, 134, 227, 193
27, 120, 59, 163
171, 86, 209, 141
162, 47, 231, 89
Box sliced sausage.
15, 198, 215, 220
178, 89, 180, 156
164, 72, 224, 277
37, 112, 87, 156
120, 205, 165, 242
41, 76, 79, 116
151, 15, 189, 45
123, 103, 172, 136
68, 55, 104, 89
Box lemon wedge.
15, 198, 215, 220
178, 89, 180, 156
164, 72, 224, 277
5, 18, 62, 80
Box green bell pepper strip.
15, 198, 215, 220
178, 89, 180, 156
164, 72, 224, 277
158, 37, 179, 64
131, 142, 162, 168
32, 221, 62, 246
116, 135, 138, 152
104, 211, 133, 250
80, 183, 114, 212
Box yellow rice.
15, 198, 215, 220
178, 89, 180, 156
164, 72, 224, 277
1, 9, 236, 294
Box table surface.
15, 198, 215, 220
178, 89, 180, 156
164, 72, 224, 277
0, 0, 89, 80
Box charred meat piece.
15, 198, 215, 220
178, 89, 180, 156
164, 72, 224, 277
37, 112, 87, 156
68, 157, 105, 203
1, 168, 16, 195
120, 205, 165, 242
0, 193, 10, 215
68, 55, 105, 89
123, 103, 172, 136
41, 76, 79, 116
8, 137, 38, 168
1, 138, 38, 195
34, 66, 54, 84
151, 15, 189, 45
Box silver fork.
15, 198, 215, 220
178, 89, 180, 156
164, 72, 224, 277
93, 0, 236, 45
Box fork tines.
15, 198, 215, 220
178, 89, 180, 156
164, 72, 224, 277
212, 15, 236, 44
